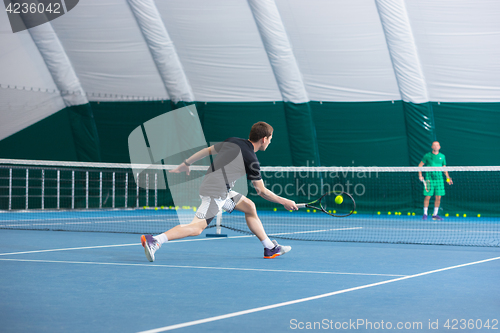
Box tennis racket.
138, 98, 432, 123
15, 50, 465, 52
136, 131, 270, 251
421, 179, 430, 192
296, 191, 356, 217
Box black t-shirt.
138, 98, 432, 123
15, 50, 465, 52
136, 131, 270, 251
199, 137, 261, 197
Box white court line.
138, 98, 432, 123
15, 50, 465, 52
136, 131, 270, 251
0, 227, 359, 256
0, 236, 252, 256
137, 255, 500, 333
0, 258, 405, 277
269, 227, 362, 236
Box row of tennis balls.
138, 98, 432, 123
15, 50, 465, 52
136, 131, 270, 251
144, 206, 480, 217
378, 211, 480, 217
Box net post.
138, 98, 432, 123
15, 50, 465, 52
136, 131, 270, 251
206, 210, 227, 237
41, 169, 44, 210
125, 173, 128, 208
154, 173, 158, 207
145, 173, 149, 207
71, 171, 75, 209
57, 170, 60, 209
25, 169, 29, 209
136, 173, 139, 208
99, 171, 103, 208
8, 168, 12, 210
112, 172, 116, 209
86, 171, 89, 209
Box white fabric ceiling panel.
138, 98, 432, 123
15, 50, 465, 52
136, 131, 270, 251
50, 0, 169, 101
276, 0, 401, 102
0, 11, 65, 141
0, 89, 65, 141
406, 0, 500, 102
155, 0, 282, 102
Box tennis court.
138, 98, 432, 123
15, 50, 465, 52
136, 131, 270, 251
1, 226, 499, 332
0, 163, 499, 332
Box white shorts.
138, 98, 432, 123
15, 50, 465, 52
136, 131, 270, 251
195, 190, 242, 225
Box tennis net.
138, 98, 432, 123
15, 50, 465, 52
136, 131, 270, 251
1, 159, 499, 246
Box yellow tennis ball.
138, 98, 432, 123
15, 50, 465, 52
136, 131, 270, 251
412, 212, 415, 216
155, 207, 158, 211
388, 212, 391, 215
445, 213, 449, 217
143, 206, 147, 209
446, 178, 450, 182
335, 195, 343, 204
456, 214, 459, 217
407, 212, 411, 216
477, 214, 481, 217
273, 208, 277, 212
377, 211, 381, 215
463, 214, 466, 217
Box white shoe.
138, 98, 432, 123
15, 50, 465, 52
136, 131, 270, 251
141, 235, 161, 262
264, 240, 291, 259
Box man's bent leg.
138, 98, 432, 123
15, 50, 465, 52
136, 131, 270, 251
234, 195, 291, 258
234, 196, 267, 241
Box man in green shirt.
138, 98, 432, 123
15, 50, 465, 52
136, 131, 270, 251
418, 141, 453, 220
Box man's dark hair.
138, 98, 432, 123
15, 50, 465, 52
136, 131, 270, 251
249, 122, 273, 142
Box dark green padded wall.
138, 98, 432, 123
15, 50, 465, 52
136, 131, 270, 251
196, 101, 293, 166
90, 101, 173, 163
311, 101, 410, 166
432, 102, 500, 166
0, 104, 101, 162
3, 101, 500, 167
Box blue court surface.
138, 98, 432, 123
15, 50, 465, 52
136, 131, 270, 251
1, 227, 499, 333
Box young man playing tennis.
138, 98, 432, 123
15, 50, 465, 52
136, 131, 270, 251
141, 121, 298, 261
418, 141, 453, 220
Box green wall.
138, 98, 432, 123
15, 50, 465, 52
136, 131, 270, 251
2, 100, 499, 167
1, 100, 499, 216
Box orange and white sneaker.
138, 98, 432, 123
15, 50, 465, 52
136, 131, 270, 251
263, 240, 291, 259
141, 235, 161, 262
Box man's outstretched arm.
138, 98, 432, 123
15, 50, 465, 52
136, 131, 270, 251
252, 179, 298, 211
169, 145, 216, 175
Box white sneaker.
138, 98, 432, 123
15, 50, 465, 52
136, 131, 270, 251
141, 235, 161, 262
263, 240, 291, 259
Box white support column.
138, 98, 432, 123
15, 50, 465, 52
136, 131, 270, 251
127, 0, 194, 103
247, 0, 309, 103
375, 0, 429, 103
27, 23, 88, 107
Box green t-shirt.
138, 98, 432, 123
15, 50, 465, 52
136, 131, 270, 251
421, 152, 446, 180
421, 152, 446, 167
